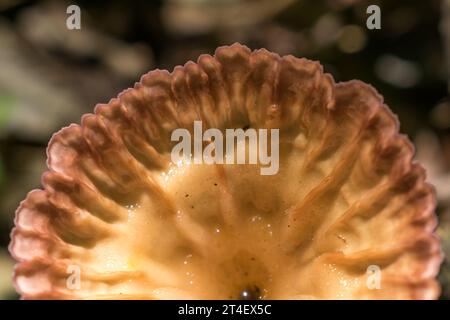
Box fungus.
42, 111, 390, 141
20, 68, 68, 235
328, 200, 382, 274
9, 44, 442, 299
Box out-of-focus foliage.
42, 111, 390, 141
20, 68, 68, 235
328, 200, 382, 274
0, 250, 14, 299
0, 0, 449, 299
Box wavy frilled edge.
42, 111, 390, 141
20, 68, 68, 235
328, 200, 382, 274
9, 43, 443, 299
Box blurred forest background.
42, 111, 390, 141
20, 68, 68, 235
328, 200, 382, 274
1, 0, 450, 299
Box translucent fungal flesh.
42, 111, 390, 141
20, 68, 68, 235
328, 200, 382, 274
9, 44, 442, 299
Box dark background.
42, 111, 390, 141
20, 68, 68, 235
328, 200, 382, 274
0, 0, 449, 299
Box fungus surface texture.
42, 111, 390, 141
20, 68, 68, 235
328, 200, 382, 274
9, 44, 442, 299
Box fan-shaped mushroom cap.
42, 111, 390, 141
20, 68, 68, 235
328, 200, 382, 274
9, 43, 442, 299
